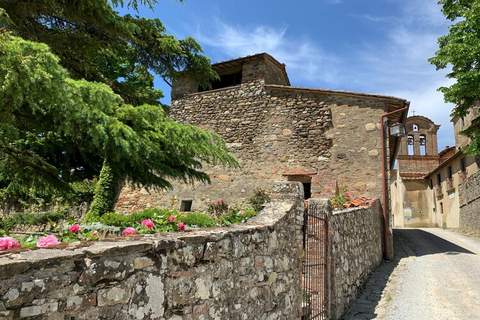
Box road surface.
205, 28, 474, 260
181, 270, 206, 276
343, 228, 480, 320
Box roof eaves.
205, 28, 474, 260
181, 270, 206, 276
424, 150, 463, 178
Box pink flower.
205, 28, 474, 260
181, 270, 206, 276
36, 235, 60, 248
141, 219, 155, 230
122, 227, 137, 237
68, 224, 81, 233
177, 222, 186, 232
0, 237, 21, 251
167, 215, 176, 223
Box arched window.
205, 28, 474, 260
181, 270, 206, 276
419, 135, 426, 156
412, 124, 419, 132
407, 135, 414, 156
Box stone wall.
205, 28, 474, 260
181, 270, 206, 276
116, 78, 404, 213
459, 170, 480, 234
308, 199, 383, 319
0, 182, 304, 320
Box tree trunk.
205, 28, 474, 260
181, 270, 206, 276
87, 159, 122, 217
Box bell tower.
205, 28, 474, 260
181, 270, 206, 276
397, 116, 440, 178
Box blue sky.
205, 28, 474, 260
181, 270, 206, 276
118, 0, 454, 149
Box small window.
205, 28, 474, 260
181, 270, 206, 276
407, 135, 415, 156
211, 71, 242, 90
302, 182, 312, 199
180, 200, 193, 212
429, 179, 433, 189
437, 173, 442, 185
448, 166, 453, 179
461, 158, 467, 172
419, 135, 427, 156
413, 124, 419, 132
440, 202, 444, 214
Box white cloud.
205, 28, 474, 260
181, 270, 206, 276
197, 22, 340, 85
196, 0, 455, 148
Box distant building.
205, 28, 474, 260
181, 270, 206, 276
391, 108, 480, 228
116, 53, 408, 239
390, 116, 440, 227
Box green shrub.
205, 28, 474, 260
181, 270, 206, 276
0, 210, 66, 232
248, 188, 271, 212
330, 184, 352, 209
207, 199, 229, 216
177, 212, 217, 227
218, 208, 257, 226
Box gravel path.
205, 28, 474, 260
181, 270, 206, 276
343, 228, 480, 320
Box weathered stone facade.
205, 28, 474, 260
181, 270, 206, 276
116, 53, 408, 214
0, 182, 304, 320
392, 113, 480, 229
308, 199, 383, 320
391, 116, 440, 228
459, 170, 480, 235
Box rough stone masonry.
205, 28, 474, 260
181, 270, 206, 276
116, 53, 408, 214
308, 199, 383, 319
459, 170, 480, 235
0, 182, 304, 320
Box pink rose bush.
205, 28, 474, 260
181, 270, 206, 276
37, 235, 60, 248
122, 227, 137, 237
141, 219, 155, 230
177, 222, 186, 232
0, 236, 21, 251
167, 215, 176, 223
69, 224, 81, 233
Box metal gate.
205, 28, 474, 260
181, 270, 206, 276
302, 205, 328, 319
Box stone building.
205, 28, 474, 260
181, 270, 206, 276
116, 53, 409, 251
390, 116, 440, 227
391, 109, 480, 228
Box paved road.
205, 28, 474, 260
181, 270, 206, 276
343, 228, 480, 320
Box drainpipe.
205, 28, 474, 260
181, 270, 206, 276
380, 104, 409, 260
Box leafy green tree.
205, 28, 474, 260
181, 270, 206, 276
0, 33, 236, 216
430, 0, 480, 152
0, 0, 215, 105
0, 1, 234, 214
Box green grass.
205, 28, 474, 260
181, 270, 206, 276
177, 212, 217, 227
0, 211, 66, 232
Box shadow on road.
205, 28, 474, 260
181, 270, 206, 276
395, 228, 475, 257
342, 228, 474, 319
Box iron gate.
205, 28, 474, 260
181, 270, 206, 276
302, 205, 328, 319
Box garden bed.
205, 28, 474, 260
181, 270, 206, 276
0, 205, 259, 255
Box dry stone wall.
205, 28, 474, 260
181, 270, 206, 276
308, 199, 383, 320
459, 170, 480, 234
0, 183, 304, 320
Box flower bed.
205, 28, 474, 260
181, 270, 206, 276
0, 206, 258, 254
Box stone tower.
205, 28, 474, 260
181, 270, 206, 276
397, 116, 440, 178
391, 115, 440, 227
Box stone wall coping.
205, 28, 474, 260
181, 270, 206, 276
174, 80, 407, 107
265, 84, 408, 105
0, 201, 292, 280
332, 199, 380, 216
174, 83, 252, 100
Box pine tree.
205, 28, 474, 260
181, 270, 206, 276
0, 1, 235, 215
0, 33, 236, 216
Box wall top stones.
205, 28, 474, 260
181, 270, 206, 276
0, 193, 299, 280
0, 182, 305, 320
